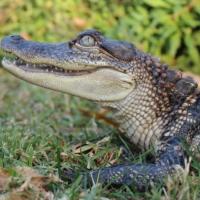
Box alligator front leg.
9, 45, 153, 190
85, 137, 185, 190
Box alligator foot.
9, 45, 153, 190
61, 137, 186, 190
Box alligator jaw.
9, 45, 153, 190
1, 49, 135, 102
2, 55, 96, 76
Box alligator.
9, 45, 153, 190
1, 30, 200, 190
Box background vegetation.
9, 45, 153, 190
0, 0, 200, 199
0, 0, 200, 73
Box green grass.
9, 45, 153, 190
1, 68, 200, 199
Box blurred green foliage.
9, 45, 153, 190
0, 0, 200, 73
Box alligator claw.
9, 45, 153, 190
60, 168, 77, 183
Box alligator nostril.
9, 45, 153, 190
0, 35, 24, 52
10, 35, 23, 41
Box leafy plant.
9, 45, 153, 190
0, 0, 199, 73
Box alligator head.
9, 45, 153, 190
0, 30, 141, 102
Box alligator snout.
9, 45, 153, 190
1, 35, 25, 53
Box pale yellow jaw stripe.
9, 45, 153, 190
2, 59, 135, 101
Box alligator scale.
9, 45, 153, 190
1, 30, 200, 190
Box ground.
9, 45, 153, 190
1, 69, 200, 199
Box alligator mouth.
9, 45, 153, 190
1, 50, 134, 102
2, 54, 95, 76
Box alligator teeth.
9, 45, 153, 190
11, 57, 91, 76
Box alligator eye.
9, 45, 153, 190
79, 35, 96, 47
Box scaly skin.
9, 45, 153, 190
1, 30, 200, 189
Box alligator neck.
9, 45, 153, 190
102, 78, 171, 150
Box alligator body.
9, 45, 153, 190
1, 30, 200, 190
